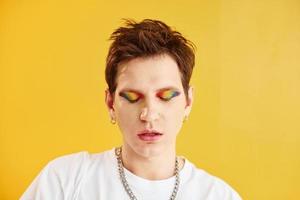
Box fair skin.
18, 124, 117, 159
105, 54, 193, 180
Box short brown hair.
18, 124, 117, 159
105, 19, 196, 98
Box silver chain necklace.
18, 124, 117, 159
115, 147, 180, 200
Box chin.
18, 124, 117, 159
123, 137, 172, 158
134, 143, 167, 158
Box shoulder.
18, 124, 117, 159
183, 159, 242, 200
207, 174, 242, 199
20, 149, 114, 200
45, 149, 114, 181
47, 151, 90, 169
47, 149, 113, 170
47, 151, 89, 170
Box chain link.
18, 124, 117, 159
115, 147, 180, 200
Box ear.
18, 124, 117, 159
184, 86, 194, 117
105, 89, 115, 119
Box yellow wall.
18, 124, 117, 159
1, 0, 299, 199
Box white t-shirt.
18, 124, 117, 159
21, 149, 242, 200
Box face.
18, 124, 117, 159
106, 54, 193, 158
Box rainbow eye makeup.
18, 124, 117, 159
119, 89, 180, 103
157, 89, 180, 101
119, 91, 143, 103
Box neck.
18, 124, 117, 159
120, 145, 183, 180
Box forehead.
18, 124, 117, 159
116, 54, 183, 91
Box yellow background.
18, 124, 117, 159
1, 0, 299, 199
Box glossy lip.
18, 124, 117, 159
137, 129, 163, 142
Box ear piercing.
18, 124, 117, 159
183, 115, 188, 122
111, 118, 116, 124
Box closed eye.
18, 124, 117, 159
157, 90, 180, 101
119, 91, 142, 103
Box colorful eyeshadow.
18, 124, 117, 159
119, 91, 141, 103
157, 90, 180, 101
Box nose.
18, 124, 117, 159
139, 106, 160, 123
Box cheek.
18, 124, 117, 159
164, 101, 186, 128
167, 107, 185, 124
115, 105, 139, 132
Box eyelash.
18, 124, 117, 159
158, 96, 175, 101
127, 98, 140, 103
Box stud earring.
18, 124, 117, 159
183, 115, 188, 122
111, 118, 116, 124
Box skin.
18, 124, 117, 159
105, 54, 193, 180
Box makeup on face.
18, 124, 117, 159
119, 91, 144, 103
119, 88, 181, 103
156, 89, 180, 101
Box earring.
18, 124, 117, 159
109, 109, 116, 124
183, 115, 188, 122
110, 118, 116, 124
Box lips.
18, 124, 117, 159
137, 130, 163, 142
